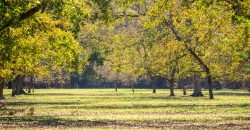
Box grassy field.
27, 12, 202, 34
0, 89, 250, 129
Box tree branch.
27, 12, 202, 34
0, 3, 46, 32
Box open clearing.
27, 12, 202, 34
0, 89, 250, 129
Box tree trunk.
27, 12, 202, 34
188, 48, 214, 99
114, 82, 117, 92
248, 80, 250, 92
152, 88, 156, 93
191, 73, 203, 97
12, 75, 26, 96
177, 78, 186, 95
132, 85, 135, 93
152, 78, 156, 93
28, 76, 34, 93
183, 86, 187, 95
0, 78, 5, 100
242, 79, 250, 91
169, 64, 177, 96
169, 79, 175, 96
207, 74, 214, 99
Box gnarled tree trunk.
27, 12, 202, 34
0, 77, 5, 100
12, 75, 26, 96
191, 73, 203, 97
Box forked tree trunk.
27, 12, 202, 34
12, 75, 26, 96
0, 78, 5, 100
191, 73, 203, 97
188, 48, 213, 99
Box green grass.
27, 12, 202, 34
0, 89, 250, 129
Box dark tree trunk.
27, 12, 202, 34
0, 78, 5, 100
28, 88, 31, 93
207, 74, 214, 99
152, 78, 156, 93
177, 79, 186, 95
169, 64, 177, 96
132, 85, 135, 93
242, 79, 249, 91
152, 88, 156, 93
12, 75, 26, 96
114, 82, 117, 92
169, 79, 175, 96
248, 79, 250, 92
191, 73, 203, 97
183, 86, 187, 95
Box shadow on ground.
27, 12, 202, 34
5, 102, 81, 106
214, 91, 250, 96
0, 115, 249, 129
0, 115, 135, 128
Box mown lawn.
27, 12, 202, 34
0, 89, 250, 129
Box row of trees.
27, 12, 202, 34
80, 0, 250, 99
0, 0, 249, 99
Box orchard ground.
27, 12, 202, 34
0, 89, 250, 129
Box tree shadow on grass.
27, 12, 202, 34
0, 115, 128, 128
28, 93, 88, 96
47, 103, 250, 109
5, 102, 81, 106
29, 93, 127, 96
0, 116, 60, 124
0, 115, 249, 129
214, 92, 250, 96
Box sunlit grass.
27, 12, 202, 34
1, 89, 250, 129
